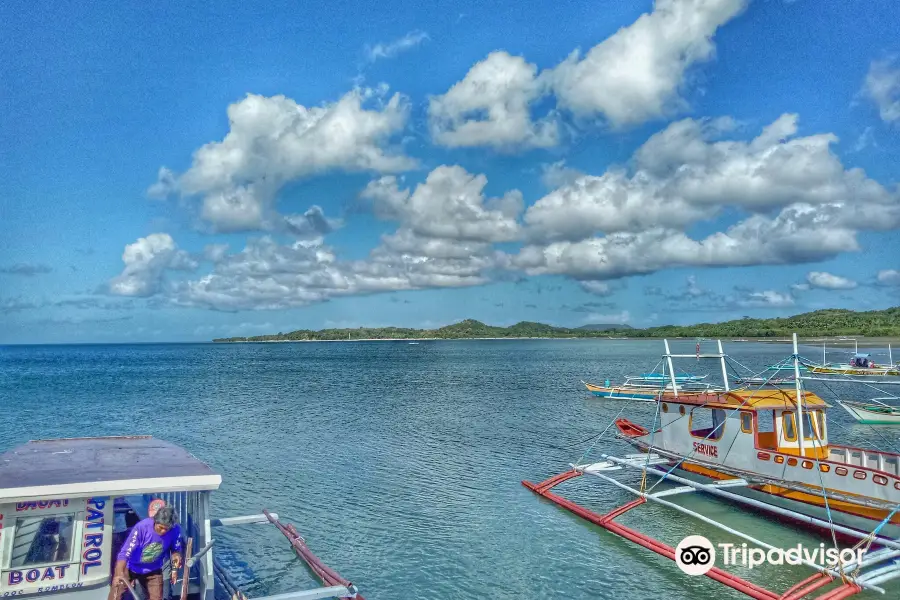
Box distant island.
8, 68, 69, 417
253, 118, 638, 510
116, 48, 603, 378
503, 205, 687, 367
212, 307, 900, 342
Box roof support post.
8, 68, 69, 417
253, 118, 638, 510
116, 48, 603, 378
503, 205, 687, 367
793, 333, 805, 457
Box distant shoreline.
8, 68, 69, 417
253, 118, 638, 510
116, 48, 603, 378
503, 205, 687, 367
212, 336, 900, 345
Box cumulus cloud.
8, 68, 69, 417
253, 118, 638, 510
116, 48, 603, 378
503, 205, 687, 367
862, 58, 900, 124
738, 290, 795, 308
428, 52, 558, 150
0, 263, 53, 276
365, 30, 429, 63
805, 271, 857, 290
876, 270, 900, 286
116, 166, 521, 311
429, 0, 745, 148
361, 165, 523, 243
108, 234, 198, 297
547, 0, 746, 125
148, 86, 414, 233
579, 281, 613, 296
515, 114, 899, 278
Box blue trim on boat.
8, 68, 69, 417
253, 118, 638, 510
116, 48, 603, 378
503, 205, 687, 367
590, 390, 658, 400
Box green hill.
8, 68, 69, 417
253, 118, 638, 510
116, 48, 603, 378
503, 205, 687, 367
211, 306, 900, 342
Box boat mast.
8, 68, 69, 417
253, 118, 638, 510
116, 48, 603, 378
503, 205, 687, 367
664, 339, 678, 397
793, 333, 805, 457
718, 339, 730, 392
823, 342, 826, 366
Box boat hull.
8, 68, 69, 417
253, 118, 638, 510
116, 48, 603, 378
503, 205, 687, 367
659, 462, 900, 540
839, 402, 900, 425
810, 366, 900, 377
584, 382, 658, 402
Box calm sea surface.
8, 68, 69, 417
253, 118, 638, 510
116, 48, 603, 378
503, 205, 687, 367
2, 340, 898, 599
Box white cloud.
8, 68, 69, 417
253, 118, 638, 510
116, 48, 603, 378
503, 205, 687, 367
579, 281, 613, 296
428, 51, 559, 149
583, 310, 631, 325
361, 165, 523, 243
805, 271, 857, 290
430, 0, 746, 149
108, 234, 198, 297
523, 114, 898, 245
365, 30, 429, 63
862, 58, 900, 124
540, 161, 585, 189
203, 244, 230, 263
737, 290, 795, 308
877, 270, 900, 286
149, 86, 414, 233
547, 0, 746, 125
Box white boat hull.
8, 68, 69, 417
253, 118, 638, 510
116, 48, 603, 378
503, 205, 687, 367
839, 401, 900, 425
663, 464, 900, 540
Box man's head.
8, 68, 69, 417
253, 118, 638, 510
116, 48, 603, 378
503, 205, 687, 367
153, 505, 178, 535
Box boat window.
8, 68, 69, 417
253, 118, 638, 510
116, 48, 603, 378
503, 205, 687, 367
800, 412, 817, 441
815, 411, 826, 440
689, 407, 726, 441
679, 405, 685, 416
783, 411, 797, 441
740, 412, 753, 434
9, 515, 76, 568
662, 403, 669, 413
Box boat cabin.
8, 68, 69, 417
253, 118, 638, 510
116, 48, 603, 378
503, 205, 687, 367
0, 437, 219, 600
658, 389, 832, 460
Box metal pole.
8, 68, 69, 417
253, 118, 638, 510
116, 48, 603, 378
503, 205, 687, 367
664, 339, 678, 397
717, 339, 729, 392
793, 333, 805, 457
890, 344, 893, 367
823, 342, 826, 366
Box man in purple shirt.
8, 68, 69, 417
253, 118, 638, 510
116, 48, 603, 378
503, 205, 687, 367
108, 505, 184, 600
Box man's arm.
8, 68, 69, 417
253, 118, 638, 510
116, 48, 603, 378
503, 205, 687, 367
170, 526, 184, 569
115, 525, 142, 583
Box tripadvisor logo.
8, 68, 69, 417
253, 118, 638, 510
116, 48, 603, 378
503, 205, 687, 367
676, 536, 716, 576
675, 535, 867, 576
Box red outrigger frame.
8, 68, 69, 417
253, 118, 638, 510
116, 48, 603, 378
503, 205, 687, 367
522, 470, 872, 599
263, 510, 363, 600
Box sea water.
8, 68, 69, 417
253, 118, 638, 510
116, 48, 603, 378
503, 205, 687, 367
1, 340, 894, 599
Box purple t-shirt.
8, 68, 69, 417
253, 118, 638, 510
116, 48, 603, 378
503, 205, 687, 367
117, 518, 183, 575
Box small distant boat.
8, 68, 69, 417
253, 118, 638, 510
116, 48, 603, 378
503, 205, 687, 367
408, 342, 419, 345
810, 355, 900, 377
838, 399, 900, 425
733, 375, 795, 386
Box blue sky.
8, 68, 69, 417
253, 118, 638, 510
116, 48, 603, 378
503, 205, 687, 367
2, 0, 899, 343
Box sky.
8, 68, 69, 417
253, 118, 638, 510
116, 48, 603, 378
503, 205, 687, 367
2, 0, 900, 344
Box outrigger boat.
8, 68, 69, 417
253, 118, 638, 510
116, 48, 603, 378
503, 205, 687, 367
583, 372, 717, 402
838, 399, 900, 425
527, 335, 900, 599
808, 344, 899, 377
733, 375, 795, 386
0, 436, 362, 600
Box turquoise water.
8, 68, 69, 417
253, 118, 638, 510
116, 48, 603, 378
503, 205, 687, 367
2, 340, 897, 599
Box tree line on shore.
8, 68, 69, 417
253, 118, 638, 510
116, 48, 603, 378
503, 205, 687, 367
212, 307, 900, 342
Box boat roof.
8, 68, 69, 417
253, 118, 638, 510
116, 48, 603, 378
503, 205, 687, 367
0, 436, 222, 503
662, 389, 830, 410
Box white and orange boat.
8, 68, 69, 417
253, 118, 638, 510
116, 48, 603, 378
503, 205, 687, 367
525, 336, 900, 599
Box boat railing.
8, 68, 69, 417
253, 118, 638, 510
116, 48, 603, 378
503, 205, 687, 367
828, 445, 900, 476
